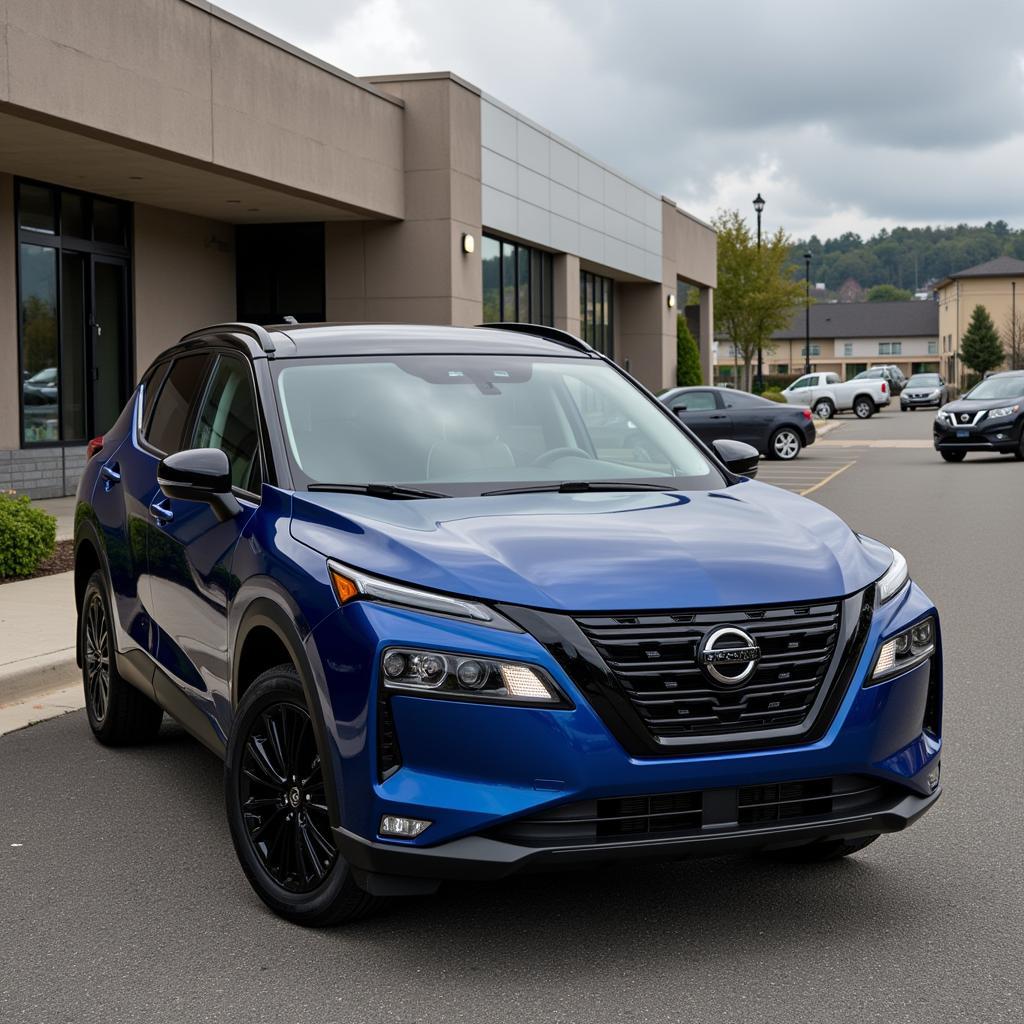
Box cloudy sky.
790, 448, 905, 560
216, 0, 1024, 242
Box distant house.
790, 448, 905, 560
716, 300, 939, 381
838, 278, 865, 304
934, 256, 1024, 385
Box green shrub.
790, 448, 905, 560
761, 389, 787, 403
676, 316, 703, 387
0, 492, 57, 578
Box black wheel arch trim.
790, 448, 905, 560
230, 591, 344, 830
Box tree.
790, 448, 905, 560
713, 209, 807, 392
1003, 307, 1024, 371
676, 315, 702, 386
866, 284, 913, 302
960, 304, 1004, 376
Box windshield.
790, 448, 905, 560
274, 355, 724, 495
964, 376, 1024, 401
908, 374, 941, 387
855, 369, 884, 378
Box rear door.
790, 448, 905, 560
668, 389, 732, 444
722, 391, 777, 450
146, 353, 263, 742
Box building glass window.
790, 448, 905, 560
481, 233, 554, 326
879, 341, 902, 356
16, 180, 132, 446
800, 344, 821, 357
580, 269, 614, 357
928, 339, 938, 355
842, 342, 853, 356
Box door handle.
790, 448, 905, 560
101, 463, 121, 491
709, 414, 727, 419
149, 498, 173, 525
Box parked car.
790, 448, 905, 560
933, 369, 1024, 462
901, 373, 949, 411
74, 321, 942, 926
661, 385, 815, 460
855, 365, 907, 395
781, 371, 889, 419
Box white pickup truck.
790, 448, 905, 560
781, 371, 890, 419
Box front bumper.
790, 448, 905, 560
902, 395, 941, 409
933, 417, 1022, 452
335, 784, 940, 892
309, 581, 942, 884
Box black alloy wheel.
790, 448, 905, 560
239, 700, 337, 892
83, 589, 111, 724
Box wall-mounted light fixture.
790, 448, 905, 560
462, 232, 476, 254
667, 293, 677, 309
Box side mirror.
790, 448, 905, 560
158, 448, 240, 521
674, 406, 688, 416
712, 438, 759, 478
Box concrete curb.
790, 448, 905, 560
0, 649, 80, 707
0, 682, 85, 737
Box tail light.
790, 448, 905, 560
802, 409, 812, 421
86, 435, 104, 460
881, 382, 888, 394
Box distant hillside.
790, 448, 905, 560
786, 222, 1024, 294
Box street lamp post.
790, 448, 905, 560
754, 193, 766, 392
803, 251, 812, 375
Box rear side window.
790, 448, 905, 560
139, 361, 170, 433
191, 356, 263, 493
146, 354, 211, 455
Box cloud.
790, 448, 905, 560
215, 0, 1024, 239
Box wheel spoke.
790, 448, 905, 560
245, 737, 288, 789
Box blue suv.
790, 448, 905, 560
74, 322, 942, 925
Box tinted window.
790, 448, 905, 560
723, 390, 771, 408
146, 355, 211, 454
673, 391, 717, 411
140, 362, 170, 433
191, 356, 262, 492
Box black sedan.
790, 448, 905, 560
933, 370, 1024, 462
660, 386, 816, 460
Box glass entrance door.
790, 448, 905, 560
91, 258, 129, 436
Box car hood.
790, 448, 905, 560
942, 396, 1023, 415
289, 481, 891, 612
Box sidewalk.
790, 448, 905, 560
36, 496, 76, 542
0, 570, 81, 735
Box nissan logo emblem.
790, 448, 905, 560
960, 414, 970, 423
698, 626, 761, 686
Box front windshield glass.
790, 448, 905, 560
908, 374, 941, 386
274, 355, 724, 495
965, 376, 1024, 401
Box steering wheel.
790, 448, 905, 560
533, 446, 593, 467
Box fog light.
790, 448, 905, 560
379, 815, 431, 838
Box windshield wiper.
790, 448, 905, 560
481, 480, 674, 497
308, 483, 451, 499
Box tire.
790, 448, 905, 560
940, 450, 966, 463
853, 396, 874, 419
768, 427, 802, 461
1015, 432, 1024, 461
813, 399, 834, 420
762, 834, 880, 863
81, 570, 163, 745
225, 665, 382, 927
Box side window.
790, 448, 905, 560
146, 354, 212, 455
140, 361, 170, 434
190, 356, 262, 492
673, 391, 717, 412
790, 375, 814, 390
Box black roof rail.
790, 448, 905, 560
178, 322, 277, 354
476, 322, 592, 354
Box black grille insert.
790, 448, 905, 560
490, 775, 889, 846
575, 602, 842, 739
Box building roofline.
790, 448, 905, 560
183, 1, 405, 107
365, 71, 481, 96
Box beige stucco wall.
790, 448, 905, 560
132, 204, 236, 375
0, 0, 405, 220
0, 175, 18, 449
325, 75, 483, 327
938, 277, 1024, 383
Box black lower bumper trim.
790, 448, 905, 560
334, 786, 940, 884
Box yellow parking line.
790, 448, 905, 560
799, 461, 855, 497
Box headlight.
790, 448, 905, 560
870, 615, 936, 682
876, 548, 909, 604
328, 559, 520, 630
986, 404, 1020, 419
380, 647, 567, 705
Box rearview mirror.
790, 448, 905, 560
674, 406, 688, 415
712, 438, 759, 478
158, 448, 240, 521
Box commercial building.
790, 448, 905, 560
934, 256, 1024, 386
1, 0, 717, 497
715, 300, 939, 383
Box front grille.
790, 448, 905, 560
575, 602, 841, 739
490, 775, 889, 846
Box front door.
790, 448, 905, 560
670, 390, 732, 444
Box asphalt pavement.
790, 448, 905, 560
2, 407, 1022, 1024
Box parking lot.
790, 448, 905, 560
2, 406, 1022, 1024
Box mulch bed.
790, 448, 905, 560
0, 539, 75, 586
